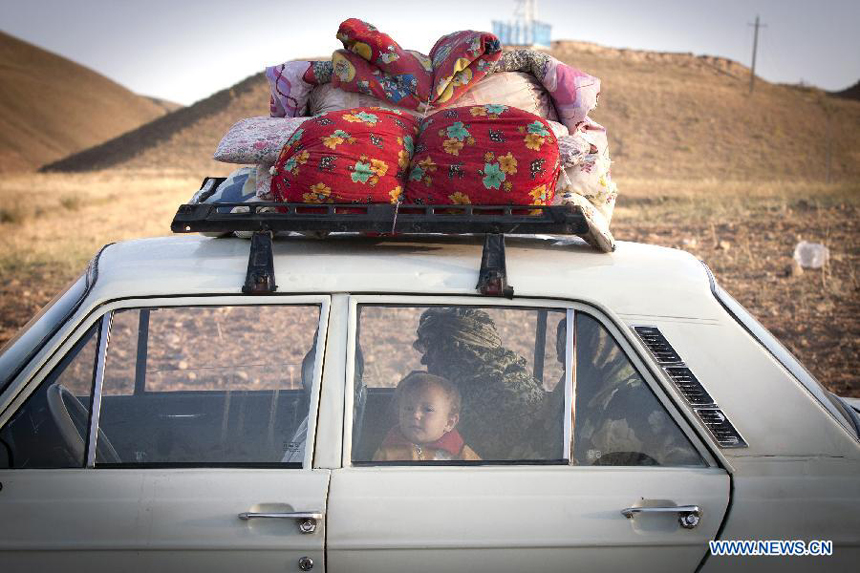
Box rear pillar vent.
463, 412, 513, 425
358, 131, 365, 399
632, 325, 747, 449
665, 367, 715, 406
695, 408, 748, 448
633, 326, 683, 364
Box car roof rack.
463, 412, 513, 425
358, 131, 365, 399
171, 177, 591, 297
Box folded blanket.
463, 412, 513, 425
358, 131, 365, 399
317, 19, 502, 112
553, 119, 617, 252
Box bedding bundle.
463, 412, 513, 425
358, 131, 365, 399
208, 18, 618, 251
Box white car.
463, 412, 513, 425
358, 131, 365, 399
0, 197, 857, 573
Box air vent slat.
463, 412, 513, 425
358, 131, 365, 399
695, 408, 747, 448
633, 327, 683, 364
664, 367, 715, 406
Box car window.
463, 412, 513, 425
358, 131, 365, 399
0, 321, 99, 468
0, 274, 87, 395
351, 304, 567, 464
571, 313, 704, 466
96, 305, 320, 466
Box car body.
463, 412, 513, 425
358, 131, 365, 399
1, 230, 858, 573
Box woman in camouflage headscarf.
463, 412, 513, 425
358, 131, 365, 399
414, 307, 547, 460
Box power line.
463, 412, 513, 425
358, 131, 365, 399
748, 15, 767, 94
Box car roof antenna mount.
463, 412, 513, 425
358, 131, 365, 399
243, 231, 278, 294
477, 233, 514, 298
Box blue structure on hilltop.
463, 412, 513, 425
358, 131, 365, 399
492, 0, 552, 48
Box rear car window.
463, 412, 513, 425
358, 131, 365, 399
350, 304, 704, 467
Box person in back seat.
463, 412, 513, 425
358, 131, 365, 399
373, 372, 479, 461
413, 308, 546, 460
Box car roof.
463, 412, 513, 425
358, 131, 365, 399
89, 234, 720, 319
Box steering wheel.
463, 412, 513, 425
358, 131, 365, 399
46, 383, 121, 464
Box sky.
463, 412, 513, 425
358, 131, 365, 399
1, 0, 858, 106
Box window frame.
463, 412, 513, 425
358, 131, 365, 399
343, 295, 719, 469
1, 295, 331, 470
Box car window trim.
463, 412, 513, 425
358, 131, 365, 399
342, 295, 718, 469
86, 312, 113, 467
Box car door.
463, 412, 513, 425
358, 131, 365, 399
0, 296, 331, 573
326, 296, 730, 573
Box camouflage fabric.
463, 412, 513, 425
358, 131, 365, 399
492, 49, 552, 81
415, 308, 547, 460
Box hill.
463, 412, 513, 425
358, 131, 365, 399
43, 40, 860, 182
0, 31, 174, 173
833, 80, 860, 101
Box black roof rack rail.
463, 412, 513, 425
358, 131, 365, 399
172, 177, 591, 296
171, 201, 589, 236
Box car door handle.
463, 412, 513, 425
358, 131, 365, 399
238, 511, 324, 534
621, 505, 701, 529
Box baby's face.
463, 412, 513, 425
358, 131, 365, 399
398, 384, 457, 445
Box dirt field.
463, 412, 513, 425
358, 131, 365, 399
0, 172, 857, 397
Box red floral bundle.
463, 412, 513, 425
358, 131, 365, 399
271, 107, 419, 205
405, 105, 560, 206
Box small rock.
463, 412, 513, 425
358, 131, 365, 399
178, 360, 189, 370
717, 240, 731, 251
784, 259, 804, 277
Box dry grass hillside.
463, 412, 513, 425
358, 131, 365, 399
551, 41, 860, 182
0, 31, 174, 173
43, 73, 271, 175
43, 40, 860, 184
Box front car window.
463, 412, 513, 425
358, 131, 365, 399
0, 275, 87, 395
95, 305, 321, 466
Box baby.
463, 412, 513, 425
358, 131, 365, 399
373, 371, 480, 461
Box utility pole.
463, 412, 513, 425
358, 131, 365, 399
748, 15, 767, 94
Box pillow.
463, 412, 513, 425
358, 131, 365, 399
214, 117, 306, 164
308, 72, 559, 122
438, 72, 558, 120
189, 167, 256, 206
271, 107, 420, 205
405, 105, 561, 207
309, 83, 421, 118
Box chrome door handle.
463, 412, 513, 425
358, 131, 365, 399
621, 505, 701, 529
238, 511, 323, 534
